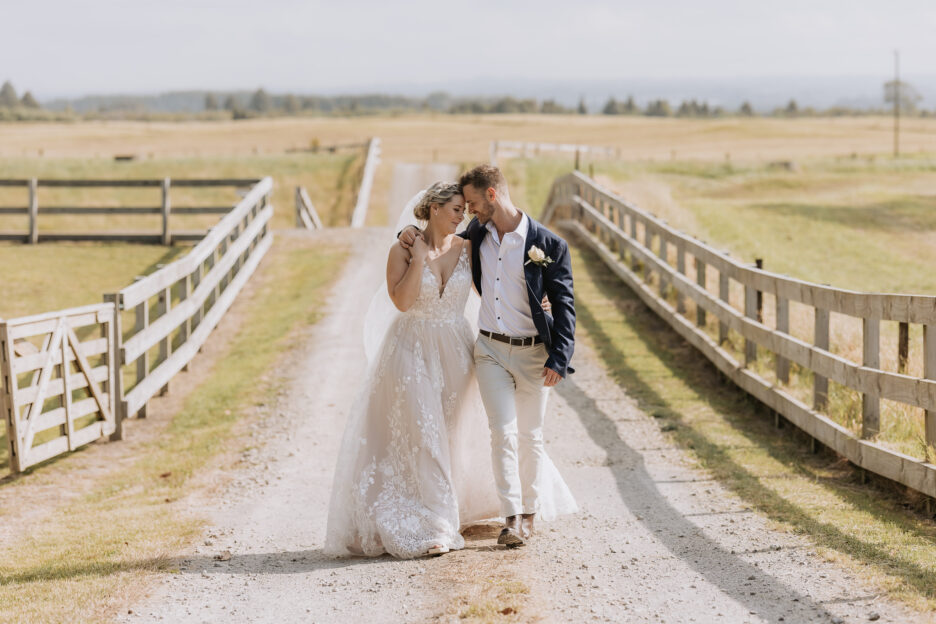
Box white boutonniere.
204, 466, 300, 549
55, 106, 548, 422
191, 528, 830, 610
525, 245, 553, 268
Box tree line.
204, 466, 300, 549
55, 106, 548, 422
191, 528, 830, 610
0, 81, 42, 109
207, 88, 931, 118
5, 78, 930, 120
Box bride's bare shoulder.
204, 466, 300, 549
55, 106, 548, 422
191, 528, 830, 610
387, 240, 412, 265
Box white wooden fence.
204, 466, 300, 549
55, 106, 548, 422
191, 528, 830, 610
350, 137, 381, 228
0, 177, 273, 474
0, 304, 118, 472
294, 186, 323, 230
543, 171, 936, 500
0, 177, 261, 244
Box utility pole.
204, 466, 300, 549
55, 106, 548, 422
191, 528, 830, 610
894, 49, 900, 158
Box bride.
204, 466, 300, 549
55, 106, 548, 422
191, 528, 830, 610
324, 182, 574, 559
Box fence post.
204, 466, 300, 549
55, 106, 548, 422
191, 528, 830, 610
157, 287, 171, 397
755, 259, 764, 322
695, 259, 706, 326
925, 325, 936, 452
295, 187, 303, 227
643, 226, 654, 281
862, 317, 881, 438
103, 293, 124, 440
0, 321, 23, 472
134, 299, 149, 418
28, 178, 38, 244
744, 281, 757, 366
718, 272, 729, 344
658, 235, 669, 298
180, 274, 192, 372
898, 322, 909, 374
630, 215, 639, 271
161, 177, 171, 245
192, 263, 203, 332
775, 296, 790, 383
676, 244, 686, 314
814, 308, 830, 410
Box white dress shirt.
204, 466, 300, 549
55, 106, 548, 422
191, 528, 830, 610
478, 213, 539, 337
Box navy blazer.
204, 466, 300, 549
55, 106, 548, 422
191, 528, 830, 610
462, 215, 576, 377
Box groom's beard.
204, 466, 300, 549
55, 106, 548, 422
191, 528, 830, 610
474, 201, 496, 224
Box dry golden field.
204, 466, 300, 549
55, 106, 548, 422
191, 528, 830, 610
4, 114, 936, 224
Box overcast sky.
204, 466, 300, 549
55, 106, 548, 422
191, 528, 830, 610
4, 0, 936, 98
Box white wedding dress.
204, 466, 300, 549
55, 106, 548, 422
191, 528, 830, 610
325, 240, 577, 559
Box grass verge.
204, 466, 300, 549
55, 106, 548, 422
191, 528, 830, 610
0, 234, 347, 623
568, 237, 936, 612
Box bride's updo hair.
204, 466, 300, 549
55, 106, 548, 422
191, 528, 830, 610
414, 181, 461, 221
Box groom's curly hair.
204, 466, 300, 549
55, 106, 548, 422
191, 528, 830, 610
459, 165, 508, 195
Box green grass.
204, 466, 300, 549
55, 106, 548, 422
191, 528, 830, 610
569, 239, 936, 612
592, 154, 936, 294
0, 243, 188, 319
513, 153, 936, 293
0, 152, 361, 233
0, 235, 347, 623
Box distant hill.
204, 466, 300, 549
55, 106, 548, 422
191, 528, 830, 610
35, 74, 936, 117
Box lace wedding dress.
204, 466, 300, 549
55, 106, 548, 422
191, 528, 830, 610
325, 242, 576, 559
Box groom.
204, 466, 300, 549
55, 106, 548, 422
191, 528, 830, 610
399, 165, 575, 548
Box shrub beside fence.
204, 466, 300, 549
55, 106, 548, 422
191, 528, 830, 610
0, 177, 273, 475
543, 170, 936, 500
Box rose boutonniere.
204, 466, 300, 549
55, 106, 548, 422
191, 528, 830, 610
524, 245, 553, 268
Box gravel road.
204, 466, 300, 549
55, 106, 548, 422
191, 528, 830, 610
117, 165, 926, 624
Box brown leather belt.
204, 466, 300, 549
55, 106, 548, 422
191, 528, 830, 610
480, 330, 543, 347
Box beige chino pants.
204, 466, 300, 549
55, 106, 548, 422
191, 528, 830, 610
474, 335, 551, 518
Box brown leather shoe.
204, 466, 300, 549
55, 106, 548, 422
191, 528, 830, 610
520, 513, 535, 540
497, 515, 525, 548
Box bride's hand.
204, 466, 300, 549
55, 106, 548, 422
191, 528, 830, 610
541, 295, 552, 313
398, 225, 422, 250
410, 235, 429, 264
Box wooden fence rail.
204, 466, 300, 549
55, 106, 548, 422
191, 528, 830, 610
0, 177, 273, 474
295, 186, 323, 230
542, 171, 936, 499
108, 177, 273, 421
350, 137, 381, 228
491, 140, 620, 166
0, 177, 261, 244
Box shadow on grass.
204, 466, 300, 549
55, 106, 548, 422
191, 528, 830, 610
568, 235, 936, 605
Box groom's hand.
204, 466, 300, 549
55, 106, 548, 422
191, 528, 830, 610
398, 225, 423, 250
542, 367, 561, 387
